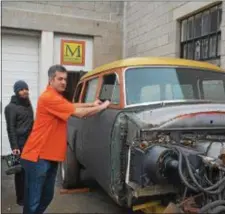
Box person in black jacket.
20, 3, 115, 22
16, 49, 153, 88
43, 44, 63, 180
4, 80, 34, 206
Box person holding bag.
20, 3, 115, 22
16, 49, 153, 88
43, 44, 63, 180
4, 80, 34, 206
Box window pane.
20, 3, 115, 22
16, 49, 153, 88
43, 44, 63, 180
202, 38, 209, 59
209, 35, 217, 57
187, 42, 194, 59
218, 4, 222, 30
165, 84, 194, 100
187, 17, 194, 40
210, 6, 218, 32
182, 43, 187, 58
180, 4, 222, 61
165, 84, 173, 99
217, 34, 221, 56
201, 11, 210, 35
84, 78, 98, 103
111, 83, 120, 104
202, 80, 225, 100
125, 67, 225, 105
194, 40, 201, 60
181, 20, 187, 42
194, 13, 202, 38
99, 74, 119, 103
140, 85, 160, 102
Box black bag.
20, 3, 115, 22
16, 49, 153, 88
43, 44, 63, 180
4, 154, 22, 175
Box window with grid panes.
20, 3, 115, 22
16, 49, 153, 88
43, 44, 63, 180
180, 3, 222, 66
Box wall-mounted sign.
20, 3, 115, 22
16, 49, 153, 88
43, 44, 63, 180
60, 40, 85, 66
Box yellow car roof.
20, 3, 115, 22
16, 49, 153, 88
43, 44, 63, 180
81, 57, 224, 80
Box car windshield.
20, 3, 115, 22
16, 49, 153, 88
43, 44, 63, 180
125, 67, 225, 106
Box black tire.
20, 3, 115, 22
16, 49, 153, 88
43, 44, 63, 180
60, 143, 80, 189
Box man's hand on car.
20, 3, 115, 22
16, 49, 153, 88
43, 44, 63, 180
100, 100, 111, 109
93, 99, 103, 106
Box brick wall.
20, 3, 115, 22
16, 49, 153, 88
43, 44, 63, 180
2, 1, 123, 22
221, 2, 225, 68
124, 1, 225, 69
2, 1, 123, 68
124, 2, 186, 58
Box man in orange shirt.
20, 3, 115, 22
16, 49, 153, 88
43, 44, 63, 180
21, 65, 110, 214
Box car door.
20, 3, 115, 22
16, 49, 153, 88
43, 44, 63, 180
76, 77, 99, 166
81, 72, 121, 192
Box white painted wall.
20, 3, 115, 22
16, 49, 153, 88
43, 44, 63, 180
39, 31, 54, 94
53, 34, 93, 72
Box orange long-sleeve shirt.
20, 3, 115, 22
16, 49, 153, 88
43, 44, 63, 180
21, 86, 74, 162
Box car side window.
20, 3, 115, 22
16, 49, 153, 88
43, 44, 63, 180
83, 78, 99, 103
73, 83, 83, 102
99, 73, 120, 104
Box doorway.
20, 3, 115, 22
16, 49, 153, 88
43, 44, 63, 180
63, 71, 87, 102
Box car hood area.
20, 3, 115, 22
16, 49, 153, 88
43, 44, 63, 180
124, 103, 225, 130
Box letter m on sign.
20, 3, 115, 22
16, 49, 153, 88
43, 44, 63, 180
60, 40, 85, 66
65, 45, 80, 57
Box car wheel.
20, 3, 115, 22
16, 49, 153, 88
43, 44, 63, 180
60, 143, 80, 189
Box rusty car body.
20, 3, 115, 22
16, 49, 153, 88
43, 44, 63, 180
61, 57, 225, 213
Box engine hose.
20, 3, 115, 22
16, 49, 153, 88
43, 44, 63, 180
177, 148, 201, 192
204, 174, 213, 185
177, 147, 225, 193
211, 206, 225, 214
187, 155, 225, 191
158, 144, 225, 194
182, 151, 225, 194
177, 149, 198, 192
199, 200, 225, 213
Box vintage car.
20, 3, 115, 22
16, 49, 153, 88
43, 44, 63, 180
61, 57, 225, 213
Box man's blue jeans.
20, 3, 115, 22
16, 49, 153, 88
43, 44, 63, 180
21, 159, 58, 214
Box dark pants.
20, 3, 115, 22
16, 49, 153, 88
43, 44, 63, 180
15, 168, 25, 204
15, 145, 25, 204
21, 159, 58, 214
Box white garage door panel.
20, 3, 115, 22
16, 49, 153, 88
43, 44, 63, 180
3, 76, 39, 85
3, 47, 39, 55
3, 54, 38, 62
2, 71, 38, 77
3, 62, 39, 72
2, 34, 40, 156
3, 35, 39, 47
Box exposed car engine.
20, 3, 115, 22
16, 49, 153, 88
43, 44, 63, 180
111, 105, 225, 213
130, 139, 225, 213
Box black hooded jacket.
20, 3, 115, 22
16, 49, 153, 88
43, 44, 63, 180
4, 95, 34, 150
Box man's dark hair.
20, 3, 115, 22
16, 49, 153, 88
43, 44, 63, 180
48, 65, 67, 79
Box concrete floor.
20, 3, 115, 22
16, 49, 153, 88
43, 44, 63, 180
1, 159, 130, 214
